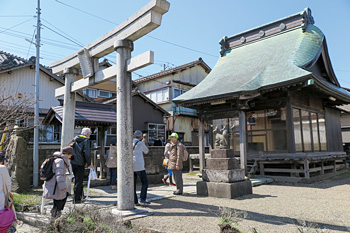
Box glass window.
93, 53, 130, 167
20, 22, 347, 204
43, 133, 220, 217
148, 123, 166, 146
248, 135, 266, 152
85, 88, 97, 98
99, 90, 110, 98
267, 130, 287, 151
247, 110, 265, 131
311, 112, 320, 151
174, 89, 180, 98
162, 88, 169, 101
318, 113, 327, 151
301, 110, 312, 151
293, 108, 302, 152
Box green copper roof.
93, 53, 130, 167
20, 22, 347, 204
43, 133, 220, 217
174, 24, 326, 104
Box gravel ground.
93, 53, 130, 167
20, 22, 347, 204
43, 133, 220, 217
131, 172, 350, 233
16, 222, 39, 233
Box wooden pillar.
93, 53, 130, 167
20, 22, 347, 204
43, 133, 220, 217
304, 158, 310, 179
239, 111, 247, 171
199, 118, 205, 172
208, 120, 213, 154
98, 126, 106, 179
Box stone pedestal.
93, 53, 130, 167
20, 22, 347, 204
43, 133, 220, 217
197, 149, 252, 199
197, 180, 252, 199
202, 169, 245, 183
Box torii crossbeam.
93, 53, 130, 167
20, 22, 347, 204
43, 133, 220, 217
50, 0, 170, 210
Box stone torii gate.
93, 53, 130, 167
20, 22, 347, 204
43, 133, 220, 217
50, 0, 170, 210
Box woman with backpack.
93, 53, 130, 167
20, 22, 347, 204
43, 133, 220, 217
42, 146, 74, 218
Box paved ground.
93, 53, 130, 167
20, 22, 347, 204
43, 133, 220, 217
130, 172, 350, 233
16, 222, 39, 233
22, 172, 350, 233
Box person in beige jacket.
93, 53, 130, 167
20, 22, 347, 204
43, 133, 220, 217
42, 146, 74, 218
106, 137, 117, 190
167, 133, 186, 195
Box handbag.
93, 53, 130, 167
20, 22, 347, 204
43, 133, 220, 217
0, 207, 15, 233
162, 158, 169, 167
89, 168, 98, 180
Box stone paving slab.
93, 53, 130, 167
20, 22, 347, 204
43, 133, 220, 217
18, 174, 264, 227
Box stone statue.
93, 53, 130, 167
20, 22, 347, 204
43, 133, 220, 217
213, 125, 228, 149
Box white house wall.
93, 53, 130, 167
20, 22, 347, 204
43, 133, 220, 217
0, 66, 70, 110
136, 66, 208, 97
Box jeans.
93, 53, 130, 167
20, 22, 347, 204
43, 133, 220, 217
172, 169, 183, 193
72, 164, 85, 201
109, 168, 117, 186
134, 170, 148, 204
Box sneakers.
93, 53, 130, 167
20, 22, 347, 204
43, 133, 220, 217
169, 183, 176, 186
162, 178, 168, 185
173, 191, 183, 195
139, 200, 150, 206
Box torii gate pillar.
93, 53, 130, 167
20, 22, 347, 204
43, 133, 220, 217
114, 40, 134, 210
61, 68, 79, 148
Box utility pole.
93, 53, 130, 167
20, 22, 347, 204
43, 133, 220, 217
33, 0, 41, 187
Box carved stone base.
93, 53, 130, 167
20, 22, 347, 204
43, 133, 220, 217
211, 149, 234, 158
206, 158, 240, 170
197, 180, 252, 199
202, 169, 245, 183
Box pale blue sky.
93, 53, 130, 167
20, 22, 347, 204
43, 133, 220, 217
1, 0, 349, 86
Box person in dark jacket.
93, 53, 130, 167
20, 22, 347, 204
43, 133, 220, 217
70, 128, 93, 204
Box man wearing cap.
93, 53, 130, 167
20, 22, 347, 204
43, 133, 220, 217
70, 127, 93, 204
168, 132, 186, 195
43, 146, 74, 218
133, 130, 150, 206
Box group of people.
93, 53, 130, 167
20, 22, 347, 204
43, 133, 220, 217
0, 126, 187, 224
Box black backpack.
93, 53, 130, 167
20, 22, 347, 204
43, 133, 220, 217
40, 156, 56, 181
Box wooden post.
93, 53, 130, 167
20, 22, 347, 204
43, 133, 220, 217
208, 120, 213, 154
239, 111, 247, 171
199, 118, 205, 172
304, 158, 310, 179
98, 126, 106, 179
259, 162, 265, 176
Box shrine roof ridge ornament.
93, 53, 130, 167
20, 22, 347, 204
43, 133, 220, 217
219, 8, 314, 56
49, 0, 170, 74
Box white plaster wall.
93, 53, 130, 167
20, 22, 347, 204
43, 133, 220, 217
0, 67, 65, 109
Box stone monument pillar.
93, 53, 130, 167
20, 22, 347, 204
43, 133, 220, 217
197, 149, 252, 199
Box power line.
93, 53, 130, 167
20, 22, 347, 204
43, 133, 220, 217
41, 18, 84, 47
0, 17, 35, 34
52, 0, 219, 58
26, 29, 36, 59
146, 35, 218, 58
0, 15, 34, 18
41, 24, 84, 47
54, 0, 116, 25
0, 26, 81, 48
0, 39, 67, 58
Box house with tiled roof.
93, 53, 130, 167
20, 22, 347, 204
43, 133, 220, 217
174, 8, 350, 182
0, 50, 89, 143
134, 58, 211, 145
